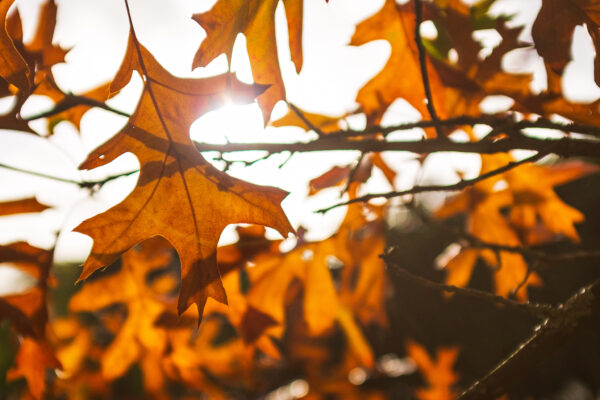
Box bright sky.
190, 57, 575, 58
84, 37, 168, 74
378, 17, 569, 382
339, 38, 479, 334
1, 0, 599, 292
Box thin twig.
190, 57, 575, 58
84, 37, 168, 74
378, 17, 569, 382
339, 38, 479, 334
458, 278, 600, 399
385, 261, 555, 319
22, 94, 130, 121
324, 115, 600, 139
341, 152, 366, 195
288, 103, 326, 137
408, 202, 600, 266
316, 149, 549, 213
413, 0, 445, 139
0, 162, 138, 188
194, 134, 600, 158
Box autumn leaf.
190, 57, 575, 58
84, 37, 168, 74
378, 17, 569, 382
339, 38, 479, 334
0, 197, 49, 217
243, 187, 387, 367
0, 242, 53, 338
427, 6, 532, 118
7, 337, 61, 399
406, 340, 459, 400
216, 225, 281, 275
504, 160, 598, 244
0, 242, 57, 399
192, 0, 303, 122
532, 0, 600, 86
164, 316, 262, 398
270, 105, 344, 133
350, 0, 444, 125
0, 0, 30, 92
34, 79, 112, 134
74, 32, 294, 319
308, 154, 396, 196
0, 0, 68, 134
19, 0, 68, 78
436, 154, 541, 299
70, 237, 176, 382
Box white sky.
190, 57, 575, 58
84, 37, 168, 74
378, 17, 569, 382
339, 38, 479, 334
1, 0, 600, 293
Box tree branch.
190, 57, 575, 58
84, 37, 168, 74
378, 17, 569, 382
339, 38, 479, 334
458, 278, 600, 399
413, 0, 445, 139
384, 261, 555, 319
22, 93, 130, 121
195, 134, 600, 158
287, 102, 326, 137
316, 150, 548, 213
0, 162, 138, 188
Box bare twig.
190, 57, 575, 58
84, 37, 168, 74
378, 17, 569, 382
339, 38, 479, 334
341, 152, 366, 195
0, 162, 138, 188
316, 149, 549, 213
413, 0, 445, 139
325, 115, 600, 139
194, 134, 600, 158
458, 278, 600, 399
384, 260, 555, 319
288, 103, 326, 137
22, 93, 130, 121
408, 202, 600, 266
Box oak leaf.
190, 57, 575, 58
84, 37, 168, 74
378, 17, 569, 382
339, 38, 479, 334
7, 337, 61, 399
0, 0, 68, 134
74, 33, 294, 319
0, 0, 30, 92
0, 242, 57, 399
436, 155, 541, 299
270, 105, 344, 133
192, 0, 304, 122
350, 0, 444, 125
0, 197, 49, 217
0, 242, 53, 338
34, 79, 112, 134
504, 160, 598, 244
532, 0, 600, 86
70, 237, 176, 381
406, 340, 459, 400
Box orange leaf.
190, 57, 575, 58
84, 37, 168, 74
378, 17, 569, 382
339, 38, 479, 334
270, 106, 343, 133
192, 0, 304, 122
70, 237, 175, 381
74, 34, 294, 319
0, 0, 30, 92
0, 197, 49, 217
406, 340, 459, 400
350, 0, 442, 125
7, 338, 61, 399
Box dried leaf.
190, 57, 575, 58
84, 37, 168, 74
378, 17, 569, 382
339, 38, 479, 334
0, 0, 30, 92
0, 197, 49, 217
192, 0, 304, 122
407, 341, 459, 400
75, 34, 294, 319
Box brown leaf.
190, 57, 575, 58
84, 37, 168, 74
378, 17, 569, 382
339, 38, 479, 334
7, 338, 61, 399
0, 242, 53, 337
70, 237, 175, 381
0, 197, 49, 217
75, 34, 294, 320
406, 340, 459, 400
350, 0, 443, 125
530, 0, 600, 85
436, 155, 542, 299
192, 0, 304, 122
0, 0, 30, 92
270, 106, 344, 133
34, 79, 112, 134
